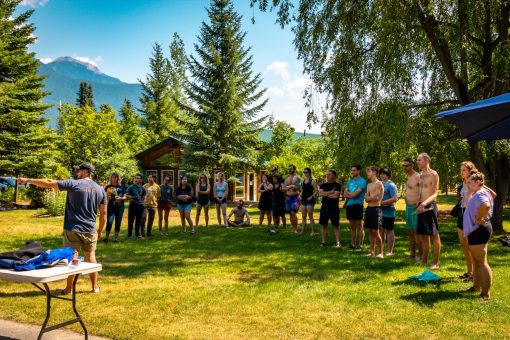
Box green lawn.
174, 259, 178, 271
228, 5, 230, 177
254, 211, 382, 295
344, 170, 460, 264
0, 196, 509, 339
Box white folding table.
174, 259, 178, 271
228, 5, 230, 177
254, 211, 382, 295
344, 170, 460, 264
0, 262, 102, 340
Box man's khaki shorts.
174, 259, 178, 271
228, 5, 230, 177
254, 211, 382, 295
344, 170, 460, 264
63, 230, 98, 252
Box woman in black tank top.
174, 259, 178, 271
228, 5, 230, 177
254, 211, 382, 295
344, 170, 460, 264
299, 167, 318, 235
258, 174, 273, 226
195, 174, 210, 227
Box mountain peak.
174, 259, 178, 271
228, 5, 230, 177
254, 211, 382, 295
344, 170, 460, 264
41, 56, 123, 85
53, 56, 102, 74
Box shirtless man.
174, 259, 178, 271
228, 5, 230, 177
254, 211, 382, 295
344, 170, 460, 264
364, 166, 384, 258
283, 164, 301, 233
403, 157, 422, 259
227, 200, 251, 227
416, 153, 441, 269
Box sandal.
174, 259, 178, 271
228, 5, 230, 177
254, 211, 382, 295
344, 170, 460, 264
458, 272, 471, 279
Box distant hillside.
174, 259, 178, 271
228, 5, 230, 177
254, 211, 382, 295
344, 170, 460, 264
38, 57, 142, 125
259, 129, 321, 143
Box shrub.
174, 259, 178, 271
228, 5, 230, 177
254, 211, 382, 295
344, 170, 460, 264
42, 190, 67, 216
0, 187, 29, 203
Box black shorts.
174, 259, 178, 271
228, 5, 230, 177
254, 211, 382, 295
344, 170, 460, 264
214, 198, 226, 204
457, 208, 465, 230
468, 224, 492, 245
382, 216, 395, 230
364, 206, 382, 229
346, 204, 364, 220
417, 205, 439, 236
319, 206, 340, 226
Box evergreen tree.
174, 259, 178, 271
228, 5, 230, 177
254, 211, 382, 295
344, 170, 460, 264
76, 82, 95, 109
119, 99, 148, 152
139, 43, 178, 144
0, 1, 58, 200
176, 0, 268, 174
169, 33, 188, 108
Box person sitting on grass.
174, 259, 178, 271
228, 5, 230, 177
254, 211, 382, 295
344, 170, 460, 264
227, 200, 251, 227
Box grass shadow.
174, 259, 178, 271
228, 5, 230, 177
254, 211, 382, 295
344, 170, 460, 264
401, 290, 470, 307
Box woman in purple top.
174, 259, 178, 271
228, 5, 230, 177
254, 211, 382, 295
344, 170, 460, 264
463, 172, 494, 301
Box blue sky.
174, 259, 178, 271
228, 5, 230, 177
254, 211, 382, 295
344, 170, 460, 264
17, 0, 322, 133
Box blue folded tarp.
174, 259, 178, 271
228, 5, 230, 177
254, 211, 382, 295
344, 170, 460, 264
408, 269, 441, 282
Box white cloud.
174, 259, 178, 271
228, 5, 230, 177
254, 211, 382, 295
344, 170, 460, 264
74, 56, 103, 67
262, 74, 322, 133
267, 87, 285, 97
20, 0, 49, 8
39, 57, 52, 64
266, 61, 290, 79
284, 76, 309, 90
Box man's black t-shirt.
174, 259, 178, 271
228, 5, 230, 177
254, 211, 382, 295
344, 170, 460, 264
320, 181, 342, 209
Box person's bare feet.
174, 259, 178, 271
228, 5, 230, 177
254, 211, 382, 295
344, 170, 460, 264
429, 264, 439, 270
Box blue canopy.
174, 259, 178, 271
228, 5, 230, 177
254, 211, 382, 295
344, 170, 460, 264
434, 92, 510, 141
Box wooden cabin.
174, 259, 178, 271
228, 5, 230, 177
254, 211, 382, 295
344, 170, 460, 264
135, 136, 261, 202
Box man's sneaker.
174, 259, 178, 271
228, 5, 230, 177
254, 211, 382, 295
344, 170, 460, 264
334, 243, 342, 248
347, 244, 355, 249
127, 237, 133, 240
102, 238, 109, 243
375, 254, 384, 259
136, 236, 144, 240
355, 245, 363, 250
113, 239, 119, 243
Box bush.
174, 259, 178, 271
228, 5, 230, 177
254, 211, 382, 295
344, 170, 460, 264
0, 187, 29, 203
42, 190, 67, 216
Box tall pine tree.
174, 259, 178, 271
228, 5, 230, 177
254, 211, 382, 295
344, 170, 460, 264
119, 98, 147, 152
139, 43, 178, 144
0, 0, 57, 200
76, 82, 95, 109
176, 0, 268, 174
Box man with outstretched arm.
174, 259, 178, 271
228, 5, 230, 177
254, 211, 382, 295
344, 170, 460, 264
18, 162, 106, 294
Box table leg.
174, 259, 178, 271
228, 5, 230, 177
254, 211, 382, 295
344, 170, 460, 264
37, 283, 51, 340
72, 274, 89, 339
33, 274, 88, 340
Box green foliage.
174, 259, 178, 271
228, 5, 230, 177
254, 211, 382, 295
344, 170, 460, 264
41, 189, 66, 216
119, 99, 149, 152
76, 81, 95, 109
0, 187, 28, 202
258, 120, 294, 167
253, 0, 510, 229
0, 1, 58, 179
57, 103, 140, 182
139, 41, 183, 144
176, 0, 268, 174
268, 137, 333, 180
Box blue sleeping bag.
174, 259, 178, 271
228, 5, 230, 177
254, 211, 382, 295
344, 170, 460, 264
14, 247, 75, 271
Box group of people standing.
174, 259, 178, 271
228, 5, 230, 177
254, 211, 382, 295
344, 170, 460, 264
102, 171, 251, 241
17, 152, 496, 300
